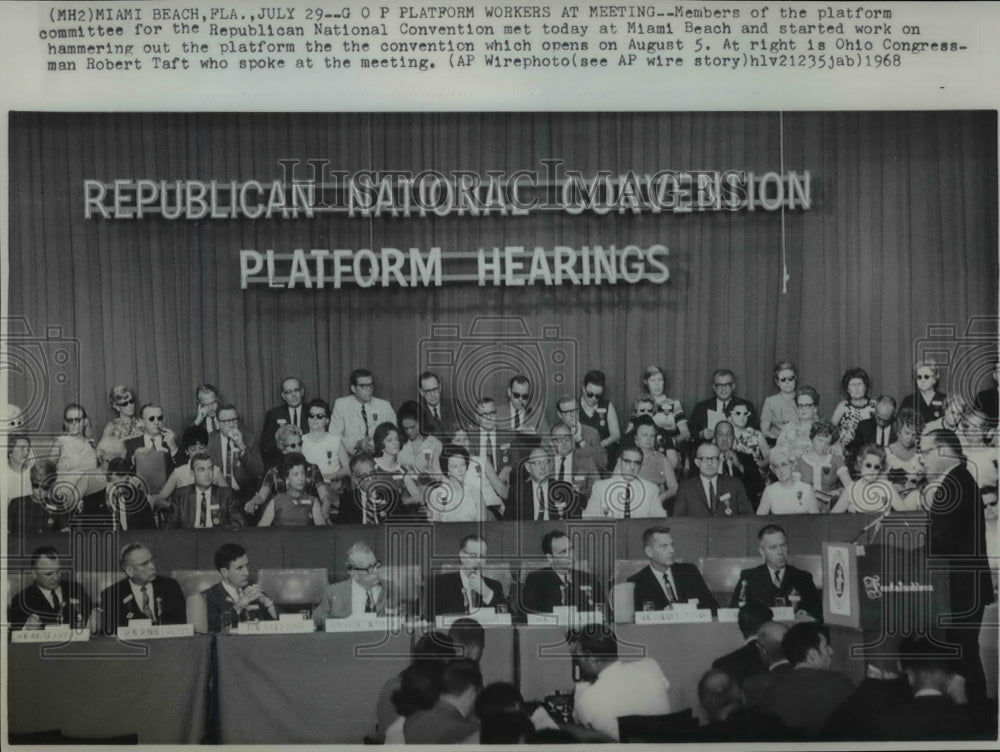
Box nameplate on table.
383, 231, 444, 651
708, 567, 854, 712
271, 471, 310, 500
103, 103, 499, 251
436, 612, 513, 629
772, 606, 796, 621
635, 609, 713, 625
716, 608, 739, 623
526, 609, 605, 627
235, 619, 314, 635
12, 627, 91, 643
325, 616, 403, 633
118, 623, 195, 640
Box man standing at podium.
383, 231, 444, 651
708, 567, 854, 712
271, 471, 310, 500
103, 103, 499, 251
730, 524, 822, 621
919, 428, 994, 707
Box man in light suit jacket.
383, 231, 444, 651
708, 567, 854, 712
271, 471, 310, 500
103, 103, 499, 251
260, 376, 310, 463
202, 542, 277, 632
627, 526, 719, 613
99, 543, 187, 633
673, 442, 754, 517
165, 454, 246, 530
312, 542, 397, 626
583, 447, 665, 519
331, 369, 397, 455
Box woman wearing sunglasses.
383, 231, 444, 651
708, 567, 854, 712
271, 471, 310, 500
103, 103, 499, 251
900, 358, 947, 427
99, 384, 143, 456
830, 445, 904, 514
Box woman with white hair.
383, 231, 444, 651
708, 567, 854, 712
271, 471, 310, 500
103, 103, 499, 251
757, 445, 820, 515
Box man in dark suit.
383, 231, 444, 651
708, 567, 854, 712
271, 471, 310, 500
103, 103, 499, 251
187, 384, 222, 437
417, 370, 455, 438
210, 405, 266, 504
78, 457, 157, 530
714, 420, 766, 510
165, 454, 245, 529
689, 369, 758, 440
920, 429, 995, 707
673, 442, 753, 517
506, 447, 581, 522
312, 542, 396, 626
870, 634, 979, 740
7, 461, 72, 536
973, 362, 998, 430
628, 525, 719, 613
521, 531, 604, 613
759, 622, 855, 735
548, 421, 601, 503
496, 374, 548, 435
712, 603, 773, 682
555, 395, 608, 473
730, 524, 823, 621
432, 535, 507, 616
201, 542, 277, 632
336, 452, 408, 524
124, 403, 182, 494
260, 376, 309, 463
8, 546, 97, 630
695, 668, 793, 742
847, 395, 898, 470
99, 542, 187, 633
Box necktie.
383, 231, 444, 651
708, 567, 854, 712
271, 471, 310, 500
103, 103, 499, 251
535, 484, 545, 521
51, 588, 62, 611
432, 406, 440, 420
557, 456, 565, 481
623, 484, 632, 519
141, 585, 154, 622
485, 434, 495, 468
514, 410, 521, 429
709, 479, 719, 512
662, 570, 678, 603
292, 407, 299, 427
361, 404, 369, 436
773, 569, 782, 588
113, 487, 128, 531
365, 590, 376, 614
198, 491, 208, 528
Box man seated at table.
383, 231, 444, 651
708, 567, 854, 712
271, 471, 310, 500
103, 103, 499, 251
730, 524, 822, 621
8, 546, 98, 630
404, 658, 483, 744
99, 542, 187, 633
583, 447, 665, 519
759, 622, 855, 735
521, 531, 603, 614
202, 542, 277, 632
570, 623, 671, 741
712, 602, 774, 682
431, 534, 507, 616
312, 542, 395, 625
166, 453, 246, 529
627, 525, 719, 613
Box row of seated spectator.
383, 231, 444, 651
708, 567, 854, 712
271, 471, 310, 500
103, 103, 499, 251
5, 360, 997, 532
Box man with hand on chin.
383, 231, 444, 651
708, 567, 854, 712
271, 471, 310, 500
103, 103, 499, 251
202, 542, 277, 633
432, 534, 507, 616
210, 405, 265, 505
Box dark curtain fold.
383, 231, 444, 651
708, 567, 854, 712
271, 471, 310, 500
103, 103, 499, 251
8, 111, 997, 437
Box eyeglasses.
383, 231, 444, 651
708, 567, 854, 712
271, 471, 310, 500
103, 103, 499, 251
697, 455, 721, 463
478, 409, 497, 417
551, 435, 572, 442
796, 402, 815, 409
985, 500, 998, 509
284, 442, 302, 449
65, 416, 84, 423
714, 382, 735, 388
147, 415, 165, 422
528, 458, 551, 465
916, 374, 935, 380
862, 462, 882, 470
511, 391, 530, 400
219, 417, 239, 424
308, 412, 327, 419
355, 382, 375, 390
282, 387, 304, 394
559, 407, 578, 415
421, 386, 440, 394
584, 390, 602, 399
349, 561, 382, 574
777, 376, 796, 383
115, 398, 135, 406
731, 410, 750, 417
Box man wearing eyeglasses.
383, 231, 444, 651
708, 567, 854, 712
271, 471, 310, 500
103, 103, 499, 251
123, 403, 182, 495
417, 371, 454, 438
556, 394, 607, 472
208, 405, 265, 504
673, 441, 753, 517
313, 542, 395, 625
260, 376, 310, 461
189, 384, 222, 436
99, 542, 186, 634
432, 535, 507, 616
331, 368, 397, 455
847, 395, 897, 470
583, 447, 665, 519
497, 374, 547, 435
690, 369, 758, 441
